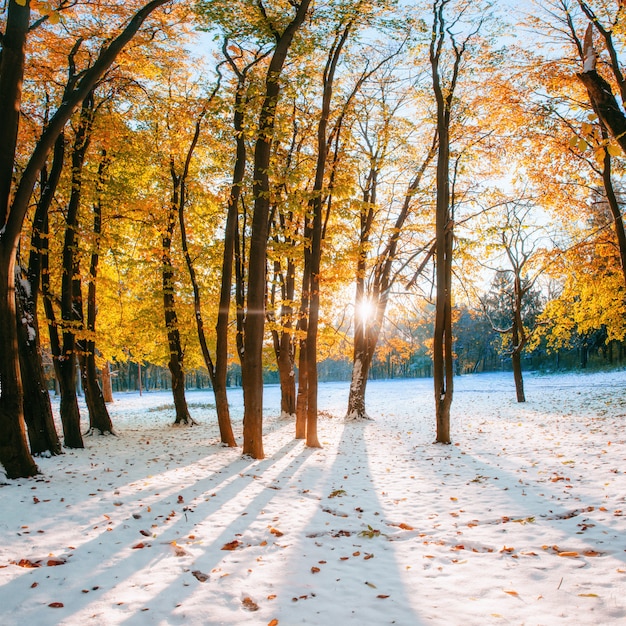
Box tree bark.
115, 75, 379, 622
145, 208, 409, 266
511, 322, 525, 403
15, 134, 65, 456
101, 362, 114, 403
176, 100, 235, 444
163, 168, 194, 426
578, 70, 626, 155
241, 0, 312, 459
79, 150, 114, 435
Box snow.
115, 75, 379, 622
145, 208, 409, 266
1, 370, 625, 625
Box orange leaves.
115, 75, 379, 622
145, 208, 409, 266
241, 597, 259, 611
311, 566, 320, 573
12, 556, 66, 568
221, 540, 241, 551
269, 527, 284, 537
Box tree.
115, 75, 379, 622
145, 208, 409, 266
429, 0, 483, 444
240, 0, 312, 459
346, 73, 437, 420
0, 0, 173, 478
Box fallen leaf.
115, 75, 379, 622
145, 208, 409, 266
242, 597, 259, 611
329, 489, 346, 498
365, 581, 377, 588
192, 570, 209, 582
269, 528, 284, 537
132, 542, 146, 549
268, 620, 279, 626
504, 590, 518, 596
48, 602, 64, 608
578, 593, 599, 598
311, 566, 320, 573
558, 551, 579, 557
221, 540, 241, 551
377, 594, 390, 599
583, 550, 600, 557
46, 558, 66, 567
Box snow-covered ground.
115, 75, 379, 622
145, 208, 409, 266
1, 370, 625, 625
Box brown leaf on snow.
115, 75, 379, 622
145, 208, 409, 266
268, 621, 279, 626
192, 570, 209, 582
15, 559, 41, 568
132, 542, 147, 549
311, 566, 320, 573
48, 602, 64, 608
377, 594, 390, 599
221, 540, 241, 551
242, 596, 259, 611
269, 527, 284, 537
46, 558, 66, 567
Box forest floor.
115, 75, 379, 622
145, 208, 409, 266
1, 370, 625, 625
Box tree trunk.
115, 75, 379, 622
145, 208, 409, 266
101, 362, 114, 403
15, 140, 64, 457
56, 93, 96, 449
511, 349, 525, 403
176, 102, 236, 445
162, 186, 194, 426
80, 149, 114, 435
0, 254, 39, 477
57, 355, 84, 448
241, 0, 312, 459
79, 352, 114, 434
578, 69, 626, 155
0, 0, 39, 478
431, 0, 463, 445
16, 267, 62, 456
276, 326, 296, 418
295, 305, 309, 439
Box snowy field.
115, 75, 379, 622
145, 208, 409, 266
1, 370, 625, 625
